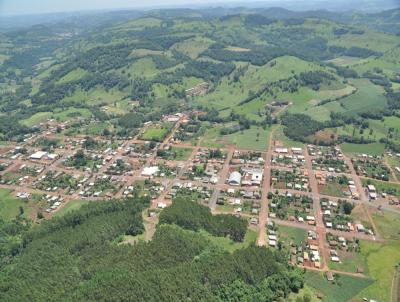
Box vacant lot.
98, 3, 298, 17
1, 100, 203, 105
278, 225, 307, 246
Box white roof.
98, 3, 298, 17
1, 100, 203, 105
228, 171, 241, 185
141, 166, 159, 176
251, 171, 263, 181
30, 151, 47, 159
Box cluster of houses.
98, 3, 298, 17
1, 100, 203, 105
30, 151, 58, 161
272, 146, 304, 168
185, 82, 209, 97
231, 151, 265, 166
289, 230, 322, 269
271, 153, 305, 168
316, 172, 359, 199
168, 183, 213, 201
44, 195, 64, 213
275, 147, 303, 155
271, 169, 310, 192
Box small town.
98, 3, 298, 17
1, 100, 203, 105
1, 112, 399, 284
1, 1, 400, 301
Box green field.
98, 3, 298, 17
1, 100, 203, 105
21, 111, 52, 127
222, 126, 272, 151
199, 228, 257, 253
140, 123, 173, 142
278, 225, 307, 246
341, 142, 385, 156
273, 125, 305, 148
52, 107, 92, 121
0, 189, 31, 221
339, 79, 387, 115
349, 211, 400, 301
56, 68, 88, 84
169, 147, 193, 161
54, 199, 93, 217
329, 249, 369, 275
305, 271, 373, 302
361, 178, 400, 197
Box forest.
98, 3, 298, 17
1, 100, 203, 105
0, 196, 303, 302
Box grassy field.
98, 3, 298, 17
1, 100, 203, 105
52, 107, 92, 121
222, 126, 272, 151
169, 147, 193, 161
56, 68, 88, 84
386, 155, 400, 179
196, 56, 332, 112
278, 225, 307, 246
305, 271, 373, 302
341, 142, 385, 156
171, 36, 214, 59
329, 249, 369, 275
339, 79, 387, 115
21, 111, 52, 127
320, 182, 345, 197
54, 199, 93, 217
0, 189, 31, 221
273, 125, 305, 148
349, 211, 400, 301
82, 122, 111, 136
361, 178, 400, 197
141, 123, 173, 142
199, 228, 257, 253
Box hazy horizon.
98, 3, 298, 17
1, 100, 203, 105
1, 0, 266, 15
1, 0, 399, 16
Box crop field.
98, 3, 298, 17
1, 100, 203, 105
305, 271, 373, 302
197, 56, 334, 111
329, 249, 369, 275
386, 155, 400, 179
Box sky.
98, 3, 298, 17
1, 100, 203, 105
0, 0, 260, 15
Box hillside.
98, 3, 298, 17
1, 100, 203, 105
0, 7, 399, 151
